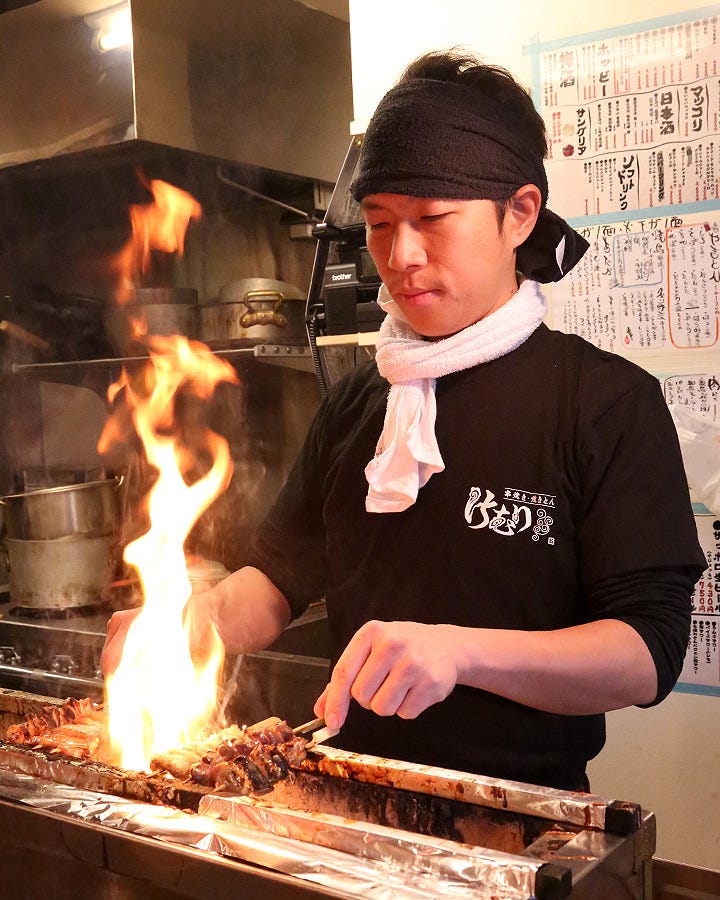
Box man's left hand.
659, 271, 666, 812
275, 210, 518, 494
314, 620, 459, 731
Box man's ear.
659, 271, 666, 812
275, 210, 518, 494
506, 184, 542, 249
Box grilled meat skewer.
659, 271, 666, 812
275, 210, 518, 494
5, 698, 307, 795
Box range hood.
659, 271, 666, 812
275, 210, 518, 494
0, 0, 353, 183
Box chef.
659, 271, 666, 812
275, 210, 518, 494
103, 49, 706, 791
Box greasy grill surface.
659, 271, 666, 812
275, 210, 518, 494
0, 737, 553, 854
0, 692, 597, 854
0, 740, 214, 809
267, 767, 547, 852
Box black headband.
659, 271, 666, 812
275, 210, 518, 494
351, 79, 588, 283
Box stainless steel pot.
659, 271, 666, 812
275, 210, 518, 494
199, 278, 306, 345
130, 303, 198, 337
4, 535, 115, 609
105, 288, 199, 354
0, 478, 122, 541
132, 288, 198, 306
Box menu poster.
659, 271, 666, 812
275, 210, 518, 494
547, 212, 720, 353
532, 12, 720, 696
677, 515, 720, 695
662, 371, 720, 421
531, 8, 720, 219
658, 371, 720, 695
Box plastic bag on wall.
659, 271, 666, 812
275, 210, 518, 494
669, 404, 720, 516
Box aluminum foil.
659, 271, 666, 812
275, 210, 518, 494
0, 767, 538, 900
201, 792, 542, 897
311, 746, 609, 829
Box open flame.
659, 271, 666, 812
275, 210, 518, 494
100, 177, 237, 771
113, 176, 201, 306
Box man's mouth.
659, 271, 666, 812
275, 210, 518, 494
397, 288, 437, 307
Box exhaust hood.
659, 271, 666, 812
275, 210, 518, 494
0, 0, 353, 183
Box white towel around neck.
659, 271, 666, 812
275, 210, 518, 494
365, 279, 547, 513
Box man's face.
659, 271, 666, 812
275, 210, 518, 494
362, 193, 521, 339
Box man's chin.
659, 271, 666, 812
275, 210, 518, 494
401, 311, 466, 341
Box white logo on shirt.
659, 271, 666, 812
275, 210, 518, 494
465, 487, 556, 543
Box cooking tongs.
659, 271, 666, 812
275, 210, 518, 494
293, 716, 339, 746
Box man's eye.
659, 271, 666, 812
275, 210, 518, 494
421, 213, 449, 223
366, 221, 389, 231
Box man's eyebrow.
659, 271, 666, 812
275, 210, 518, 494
360, 200, 387, 212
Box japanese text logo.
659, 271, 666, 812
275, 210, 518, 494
464, 487, 556, 544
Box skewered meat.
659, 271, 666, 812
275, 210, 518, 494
150, 746, 205, 780
189, 719, 307, 795
148, 723, 247, 779
5, 698, 307, 795
5, 698, 105, 759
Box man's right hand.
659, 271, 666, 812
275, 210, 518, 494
100, 587, 219, 679
100, 606, 142, 677
100, 566, 293, 679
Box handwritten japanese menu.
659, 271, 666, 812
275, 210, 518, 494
658, 371, 719, 692
662, 372, 720, 420
678, 515, 720, 692
538, 13, 720, 217
535, 10, 720, 694
547, 212, 720, 353
547, 214, 720, 694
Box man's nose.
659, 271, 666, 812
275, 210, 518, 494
388, 224, 426, 270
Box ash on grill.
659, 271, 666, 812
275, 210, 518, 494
5, 696, 308, 796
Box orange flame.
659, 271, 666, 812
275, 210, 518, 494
113, 176, 201, 306
101, 178, 236, 771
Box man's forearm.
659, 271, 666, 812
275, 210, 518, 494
452, 619, 658, 714
207, 566, 292, 654
316, 617, 659, 731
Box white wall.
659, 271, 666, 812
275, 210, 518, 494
348, 0, 708, 127
348, 0, 720, 872
591, 694, 720, 869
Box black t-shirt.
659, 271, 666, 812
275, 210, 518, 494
248, 324, 705, 789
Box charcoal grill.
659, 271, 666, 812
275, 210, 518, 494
0, 689, 654, 900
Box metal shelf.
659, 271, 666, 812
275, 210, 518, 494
11, 347, 255, 378
10, 344, 316, 388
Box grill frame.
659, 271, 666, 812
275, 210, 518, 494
0, 688, 656, 900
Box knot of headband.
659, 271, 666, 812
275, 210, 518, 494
350, 79, 588, 283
